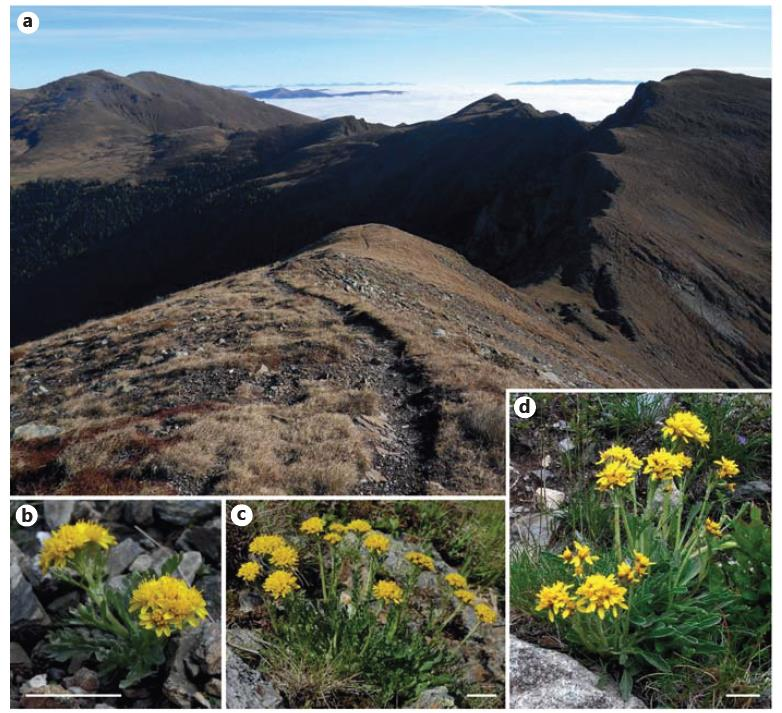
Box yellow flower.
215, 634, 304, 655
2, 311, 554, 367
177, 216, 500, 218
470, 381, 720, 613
373, 579, 403, 605
473, 603, 498, 624
323, 533, 342, 545
405, 551, 435, 571
535, 581, 576, 622
345, 519, 372, 533
237, 561, 262, 583
269, 544, 299, 569
575, 574, 628, 620
263, 570, 300, 599
129, 576, 207, 637
617, 562, 637, 583
662, 411, 710, 446
705, 518, 723, 537
300, 517, 325, 535
597, 445, 642, 471
727, 482, 736, 493
248, 534, 287, 556
454, 589, 475, 605
363, 532, 390, 555
643, 448, 692, 481
445, 572, 468, 589
714, 456, 740, 480
39, 521, 116, 574
632, 551, 655, 577
595, 461, 635, 491
329, 523, 348, 534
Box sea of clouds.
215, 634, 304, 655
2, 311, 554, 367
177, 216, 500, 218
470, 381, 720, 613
247, 82, 639, 126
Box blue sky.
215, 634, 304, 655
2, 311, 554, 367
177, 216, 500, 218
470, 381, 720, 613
11, 5, 771, 89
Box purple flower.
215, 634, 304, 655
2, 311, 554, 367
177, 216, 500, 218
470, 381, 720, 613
737, 435, 748, 445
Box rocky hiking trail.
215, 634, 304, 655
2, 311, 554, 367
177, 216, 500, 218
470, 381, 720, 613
267, 267, 444, 495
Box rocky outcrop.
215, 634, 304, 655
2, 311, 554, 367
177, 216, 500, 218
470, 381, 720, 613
510, 636, 645, 709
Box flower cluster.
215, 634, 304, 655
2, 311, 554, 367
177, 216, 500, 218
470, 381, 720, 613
559, 540, 599, 577
662, 410, 711, 446
643, 448, 692, 483
595, 446, 642, 491
39, 521, 117, 574
713, 456, 740, 492
237, 513, 499, 632
129, 575, 208, 637
617, 552, 655, 584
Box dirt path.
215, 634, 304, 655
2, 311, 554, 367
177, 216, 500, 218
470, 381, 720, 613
268, 267, 442, 494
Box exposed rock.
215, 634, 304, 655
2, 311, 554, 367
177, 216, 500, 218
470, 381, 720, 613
63, 667, 99, 693
155, 502, 217, 526
11, 642, 32, 669
225, 649, 282, 709
129, 546, 176, 574
43, 501, 74, 529
191, 622, 221, 677
107, 538, 145, 576
176, 524, 221, 564
123, 501, 156, 526
11, 553, 50, 630
510, 510, 556, 550
177, 551, 203, 585
557, 437, 575, 453
162, 628, 201, 707
13, 423, 62, 441
509, 636, 645, 708
534, 487, 566, 510
413, 686, 455, 708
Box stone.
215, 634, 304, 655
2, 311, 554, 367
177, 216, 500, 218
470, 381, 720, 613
557, 437, 575, 452
63, 667, 99, 693
413, 686, 455, 708
21, 674, 48, 692
225, 650, 282, 709
107, 538, 145, 576
238, 589, 263, 614
129, 547, 176, 575
176, 525, 221, 565
510, 511, 556, 550
43, 501, 75, 529
11, 555, 50, 629
177, 551, 203, 585
11, 642, 32, 668
652, 483, 682, 511
47, 591, 81, 615
13, 423, 62, 441
534, 487, 566, 510
509, 637, 645, 708
155, 502, 217, 526
191, 622, 221, 676
163, 628, 201, 708
123, 501, 156, 526
432, 328, 447, 337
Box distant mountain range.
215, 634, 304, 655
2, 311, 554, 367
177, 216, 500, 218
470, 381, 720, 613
10, 68, 771, 393
249, 87, 405, 99
509, 78, 640, 85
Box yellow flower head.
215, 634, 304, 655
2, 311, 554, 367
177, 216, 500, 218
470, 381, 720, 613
373, 579, 403, 605
617, 562, 637, 583
597, 445, 642, 471
129, 576, 207, 637
575, 573, 628, 620
345, 519, 372, 534
473, 603, 498, 624
445, 572, 468, 589
263, 570, 300, 599
405, 551, 436, 571
632, 551, 655, 577
559, 546, 573, 564
300, 517, 325, 535
713, 456, 740, 480
248, 534, 287, 556
39, 521, 116, 574
269, 544, 299, 569
662, 411, 710, 446
643, 448, 692, 481
454, 589, 475, 605
535, 581, 576, 622
323, 532, 343, 545
237, 561, 262, 583
329, 523, 348, 534
363, 532, 390, 555
595, 461, 635, 491
705, 518, 723, 537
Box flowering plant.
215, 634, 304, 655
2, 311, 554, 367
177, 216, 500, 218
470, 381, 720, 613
524, 406, 769, 701
42, 521, 207, 688
233, 511, 500, 707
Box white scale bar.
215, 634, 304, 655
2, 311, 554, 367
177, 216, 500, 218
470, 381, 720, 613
725, 694, 761, 698
25, 694, 123, 698
466, 694, 498, 698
